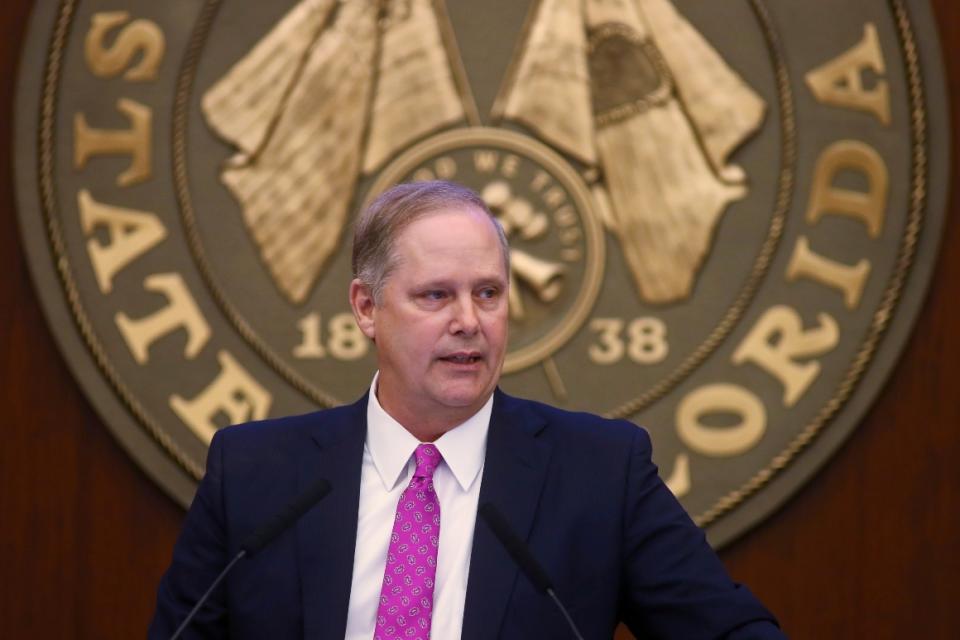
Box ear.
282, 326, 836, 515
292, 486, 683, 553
349, 278, 377, 340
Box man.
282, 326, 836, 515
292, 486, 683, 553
150, 181, 785, 639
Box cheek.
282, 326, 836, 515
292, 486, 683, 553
404, 326, 442, 360
484, 312, 509, 343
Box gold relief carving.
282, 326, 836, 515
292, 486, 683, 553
78, 188, 167, 294
676, 384, 767, 458
625, 317, 668, 364
806, 140, 889, 238
499, 0, 766, 305
201, 0, 339, 163
805, 23, 891, 125
786, 236, 871, 310
362, 0, 466, 173
115, 273, 212, 365
481, 180, 566, 321
203, 0, 769, 308
412, 155, 459, 181
635, 0, 766, 180
587, 25, 672, 122
588, 317, 626, 365
293, 312, 370, 361
588, 316, 668, 365
202, 0, 376, 305
493, 0, 595, 164
169, 350, 273, 446
504, 251, 565, 321
202, 0, 468, 304
84, 11, 165, 81
731, 305, 840, 408
73, 98, 153, 187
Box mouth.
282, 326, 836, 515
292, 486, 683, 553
439, 352, 483, 365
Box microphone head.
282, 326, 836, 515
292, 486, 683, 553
479, 502, 554, 593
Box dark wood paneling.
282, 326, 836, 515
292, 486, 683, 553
1, 2, 957, 638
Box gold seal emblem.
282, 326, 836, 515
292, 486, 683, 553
14, 0, 950, 546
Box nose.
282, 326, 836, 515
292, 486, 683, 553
450, 295, 480, 336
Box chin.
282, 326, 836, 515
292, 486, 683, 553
435, 386, 488, 410
438, 394, 482, 409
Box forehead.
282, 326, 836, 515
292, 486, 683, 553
402, 205, 488, 233
394, 207, 506, 269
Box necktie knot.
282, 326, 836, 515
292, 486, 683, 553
413, 443, 442, 479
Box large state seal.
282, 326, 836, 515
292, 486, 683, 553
14, 0, 950, 546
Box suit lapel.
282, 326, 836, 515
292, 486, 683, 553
461, 391, 552, 640
297, 396, 367, 640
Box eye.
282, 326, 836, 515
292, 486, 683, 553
477, 286, 500, 300
422, 289, 447, 301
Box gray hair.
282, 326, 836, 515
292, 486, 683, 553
352, 180, 510, 303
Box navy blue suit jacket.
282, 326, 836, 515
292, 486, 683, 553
150, 391, 785, 639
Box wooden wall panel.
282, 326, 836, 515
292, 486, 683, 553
1, 2, 957, 637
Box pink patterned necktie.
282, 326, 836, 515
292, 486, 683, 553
374, 443, 443, 640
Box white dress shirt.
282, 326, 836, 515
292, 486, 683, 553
343, 374, 492, 639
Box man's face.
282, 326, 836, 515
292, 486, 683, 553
351, 207, 509, 432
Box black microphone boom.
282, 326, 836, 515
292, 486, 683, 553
478, 503, 586, 640
241, 478, 332, 555
478, 502, 553, 592
168, 478, 332, 640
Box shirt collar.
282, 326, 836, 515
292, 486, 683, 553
366, 372, 491, 492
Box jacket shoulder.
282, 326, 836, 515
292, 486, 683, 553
209, 396, 366, 462
497, 391, 651, 450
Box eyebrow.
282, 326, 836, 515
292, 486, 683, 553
414, 275, 507, 290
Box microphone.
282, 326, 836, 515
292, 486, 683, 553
478, 503, 586, 640
169, 478, 332, 640
240, 478, 332, 555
